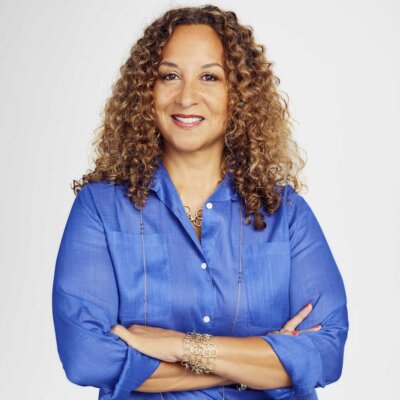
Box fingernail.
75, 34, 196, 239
305, 303, 312, 309
314, 324, 321, 329
292, 331, 299, 336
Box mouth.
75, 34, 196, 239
171, 114, 205, 129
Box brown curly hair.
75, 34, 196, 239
72, 4, 307, 230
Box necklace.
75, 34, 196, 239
183, 178, 223, 228
139, 200, 244, 399
183, 205, 203, 227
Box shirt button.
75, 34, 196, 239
201, 262, 207, 269
203, 315, 211, 323
206, 202, 213, 209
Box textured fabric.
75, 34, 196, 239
52, 159, 349, 400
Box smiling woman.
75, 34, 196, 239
153, 24, 229, 157
52, 4, 349, 400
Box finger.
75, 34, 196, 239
297, 324, 322, 333
111, 324, 133, 344
267, 329, 299, 336
127, 324, 151, 334
127, 324, 147, 333
280, 329, 300, 336
128, 324, 163, 332
127, 325, 172, 337
282, 303, 313, 331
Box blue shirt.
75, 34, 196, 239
52, 159, 349, 400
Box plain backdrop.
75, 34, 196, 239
0, 0, 399, 399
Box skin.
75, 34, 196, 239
111, 304, 321, 392
111, 24, 322, 392
153, 24, 230, 241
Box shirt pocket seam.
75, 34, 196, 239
243, 241, 291, 329
106, 230, 172, 321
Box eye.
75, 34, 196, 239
159, 73, 178, 80
159, 72, 219, 81
202, 73, 219, 81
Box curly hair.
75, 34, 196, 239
72, 4, 307, 230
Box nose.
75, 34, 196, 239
175, 79, 200, 108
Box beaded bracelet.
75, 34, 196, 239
180, 331, 217, 374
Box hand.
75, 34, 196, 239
267, 303, 322, 336
111, 323, 186, 363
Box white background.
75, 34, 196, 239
0, 0, 399, 399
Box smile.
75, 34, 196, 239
171, 115, 205, 128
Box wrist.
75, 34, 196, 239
180, 331, 217, 374
175, 332, 186, 362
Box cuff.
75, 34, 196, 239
261, 387, 318, 400
260, 333, 324, 396
111, 345, 161, 399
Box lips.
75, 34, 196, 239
171, 114, 205, 128
172, 114, 204, 119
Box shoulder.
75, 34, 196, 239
72, 181, 129, 231
278, 184, 311, 222
78, 180, 126, 197
280, 183, 301, 207
75, 181, 126, 211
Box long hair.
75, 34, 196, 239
72, 4, 307, 230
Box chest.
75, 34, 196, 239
193, 224, 201, 242
180, 197, 207, 243
104, 197, 292, 335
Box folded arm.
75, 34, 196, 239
135, 361, 235, 392
121, 332, 291, 392
52, 185, 161, 399
260, 186, 349, 398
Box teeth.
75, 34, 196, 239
174, 116, 203, 123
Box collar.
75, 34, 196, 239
149, 159, 239, 207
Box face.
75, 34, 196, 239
153, 24, 229, 156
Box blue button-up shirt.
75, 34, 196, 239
52, 159, 349, 400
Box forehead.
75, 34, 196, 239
161, 24, 225, 62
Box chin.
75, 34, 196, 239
164, 136, 209, 153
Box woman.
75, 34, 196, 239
52, 4, 349, 400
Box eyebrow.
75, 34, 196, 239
158, 61, 224, 70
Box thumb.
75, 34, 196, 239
111, 324, 132, 344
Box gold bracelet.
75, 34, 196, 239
181, 331, 217, 374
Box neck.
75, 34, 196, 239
161, 151, 225, 197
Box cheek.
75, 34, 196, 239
154, 87, 173, 108
212, 89, 228, 115
203, 89, 227, 116
213, 94, 228, 118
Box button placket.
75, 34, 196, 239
201, 201, 217, 327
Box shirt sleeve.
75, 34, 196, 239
260, 185, 349, 399
52, 184, 161, 399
